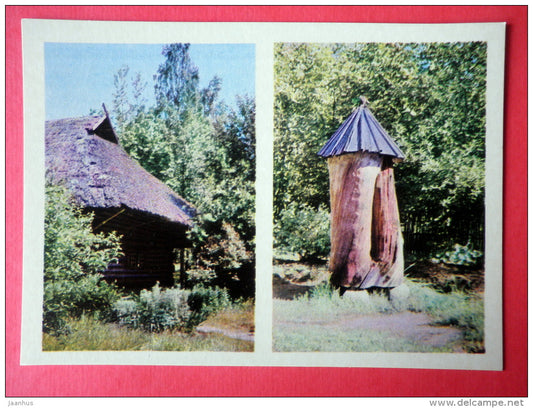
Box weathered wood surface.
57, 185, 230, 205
328, 152, 404, 289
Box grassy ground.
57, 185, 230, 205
273, 261, 484, 353
43, 301, 255, 352
197, 299, 255, 340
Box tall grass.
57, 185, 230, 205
406, 282, 484, 352
273, 279, 484, 353
274, 282, 393, 324
201, 299, 255, 333
43, 315, 253, 352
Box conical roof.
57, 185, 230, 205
318, 106, 405, 160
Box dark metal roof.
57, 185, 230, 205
318, 106, 405, 160
45, 114, 196, 227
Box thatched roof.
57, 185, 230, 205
318, 106, 405, 160
45, 114, 196, 227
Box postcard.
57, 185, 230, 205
20, 18, 505, 370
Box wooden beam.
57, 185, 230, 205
93, 207, 126, 231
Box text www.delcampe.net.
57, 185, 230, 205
429, 400, 525, 407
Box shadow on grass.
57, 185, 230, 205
273, 274, 314, 300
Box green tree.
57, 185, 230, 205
112, 65, 148, 130
274, 42, 486, 257
113, 43, 256, 296
155, 43, 201, 116
119, 111, 174, 182
43, 183, 123, 335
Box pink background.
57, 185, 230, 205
6, 6, 527, 397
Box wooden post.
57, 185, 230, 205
179, 248, 186, 288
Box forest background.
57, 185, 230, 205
110, 43, 256, 296
273, 42, 487, 264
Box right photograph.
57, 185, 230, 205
273, 42, 487, 353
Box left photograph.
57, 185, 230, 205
43, 43, 256, 351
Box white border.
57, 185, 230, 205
21, 19, 505, 370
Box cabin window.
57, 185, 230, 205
125, 253, 144, 269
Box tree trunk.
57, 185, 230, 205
328, 152, 403, 289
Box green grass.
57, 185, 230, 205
43, 308, 254, 352
200, 299, 255, 333
274, 325, 454, 353
406, 282, 484, 352
273, 279, 484, 353
274, 283, 393, 323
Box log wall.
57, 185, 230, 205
91, 207, 188, 288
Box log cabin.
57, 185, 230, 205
45, 111, 196, 288
318, 99, 405, 290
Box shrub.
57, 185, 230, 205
43, 184, 123, 335
432, 242, 483, 267
113, 283, 231, 332
274, 203, 330, 262
113, 297, 141, 329
187, 284, 231, 327
114, 283, 191, 332
187, 219, 254, 296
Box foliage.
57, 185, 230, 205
113, 283, 191, 332
274, 203, 330, 262
113, 283, 231, 332
187, 220, 253, 289
432, 243, 483, 267
273, 42, 487, 256
187, 284, 232, 327
154, 43, 202, 117
43, 184, 123, 335
119, 112, 175, 181
112, 65, 147, 129
112, 44, 256, 295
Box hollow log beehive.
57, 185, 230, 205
318, 101, 405, 290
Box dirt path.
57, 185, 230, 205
275, 307, 464, 352
196, 324, 254, 342
332, 311, 463, 350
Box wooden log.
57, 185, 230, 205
328, 152, 404, 289
366, 161, 404, 287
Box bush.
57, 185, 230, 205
187, 219, 254, 296
432, 242, 483, 267
114, 283, 191, 332
112, 297, 140, 329
113, 283, 231, 332
187, 284, 231, 327
43, 184, 123, 335
275, 203, 330, 262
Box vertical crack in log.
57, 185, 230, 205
329, 153, 404, 290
